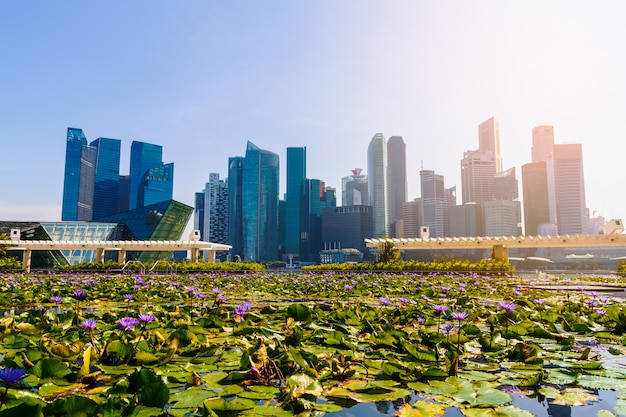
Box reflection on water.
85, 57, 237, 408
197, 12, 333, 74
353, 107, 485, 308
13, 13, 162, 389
322, 388, 621, 417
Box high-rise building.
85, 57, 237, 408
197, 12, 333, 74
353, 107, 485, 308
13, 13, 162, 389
227, 156, 244, 260
342, 169, 368, 206
322, 205, 373, 261
478, 117, 502, 173
138, 162, 174, 207
449, 203, 484, 237
285, 147, 306, 259
402, 198, 422, 238
300, 178, 323, 263
62, 128, 96, 221
194, 173, 229, 261
460, 149, 496, 205
241, 141, 280, 262
531, 125, 555, 163
420, 170, 455, 238
90, 138, 121, 220
484, 168, 521, 236
387, 136, 407, 237
129, 141, 166, 209
554, 143, 587, 235
367, 133, 389, 237
521, 161, 551, 236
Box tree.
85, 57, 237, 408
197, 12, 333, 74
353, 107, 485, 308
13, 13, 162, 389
378, 239, 400, 263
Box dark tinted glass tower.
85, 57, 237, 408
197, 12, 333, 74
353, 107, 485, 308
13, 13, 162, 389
242, 141, 279, 262
138, 162, 174, 207
91, 138, 121, 220
228, 156, 244, 261
286, 147, 306, 259
62, 128, 96, 221
129, 141, 163, 209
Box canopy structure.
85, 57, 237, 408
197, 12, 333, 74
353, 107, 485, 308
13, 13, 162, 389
0, 240, 231, 272
365, 234, 626, 262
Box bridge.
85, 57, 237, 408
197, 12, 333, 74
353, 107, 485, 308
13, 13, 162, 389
0, 240, 231, 272
365, 233, 626, 261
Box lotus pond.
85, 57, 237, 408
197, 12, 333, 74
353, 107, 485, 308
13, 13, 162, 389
1, 270, 626, 416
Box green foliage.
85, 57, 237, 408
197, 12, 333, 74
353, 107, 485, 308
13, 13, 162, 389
303, 258, 514, 273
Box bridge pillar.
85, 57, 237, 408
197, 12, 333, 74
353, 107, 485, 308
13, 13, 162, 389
118, 250, 127, 264
96, 248, 105, 264
190, 248, 199, 263
491, 244, 509, 262
207, 250, 216, 263
22, 249, 32, 273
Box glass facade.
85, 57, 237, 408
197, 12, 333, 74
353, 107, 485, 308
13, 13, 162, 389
242, 141, 279, 262
228, 156, 244, 261
286, 147, 306, 258
91, 138, 121, 220
62, 128, 96, 221
129, 141, 163, 209
139, 162, 174, 207
367, 133, 389, 237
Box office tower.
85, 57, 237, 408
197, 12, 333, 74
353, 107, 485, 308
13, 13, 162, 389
342, 169, 368, 206
242, 141, 280, 262
300, 178, 323, 262
531, 125, 555, 163
387, 136, 407, 237
449, 203, 484, 237
138, 162, 174, 207
367, 133, 389, 237
117, 175, 130, 213
227, 156, 244, 260
460, 149, 496, 205
321, 186, 337, 209
285, 147, 306, 259
420, 170, 454, 238
322, 205, 373, 261
62, 128, 96, 221
129, 141, 164, 209
402, 198, 422, 238
478, 116, 502, 173
483, 168, 521, 236
521, 162, 551, 235
198, 173, 228, 261
554, 143, 587, 235
90, 138, 121, 220
194, 191, 205, 240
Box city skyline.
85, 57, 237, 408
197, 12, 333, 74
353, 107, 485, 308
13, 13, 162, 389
2, 2, 626, 225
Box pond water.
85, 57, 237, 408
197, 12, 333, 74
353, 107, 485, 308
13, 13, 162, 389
321, 389, 621, 417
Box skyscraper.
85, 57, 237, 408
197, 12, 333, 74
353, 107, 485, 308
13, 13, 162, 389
138, 162, 174, 207
521, 161, 551, 236
285, 147, 306, 259
554, 143, 587, 235
367, 133, 389, 238
387, 136, 407, 236
420, 170, 454, 238
460, 149, 496, 205
342, 169, 368, 206
241, 141, 280, 262
478, 117, 502, 173
129, 141, 164, 210
90, 138, 121, 220
228, 156, 244, 260
194, 173, 229, 260
62, 128, 96, 221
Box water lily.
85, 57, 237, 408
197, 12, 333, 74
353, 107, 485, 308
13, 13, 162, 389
0, 367, 26, 385
74, 289, 86, 300
117, 317, 140, 331
79, 318, 97, 333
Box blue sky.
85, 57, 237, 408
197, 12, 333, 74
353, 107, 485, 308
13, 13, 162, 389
2, 1, 626, 227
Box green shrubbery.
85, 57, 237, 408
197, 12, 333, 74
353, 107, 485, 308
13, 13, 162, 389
303, 258, 514, 273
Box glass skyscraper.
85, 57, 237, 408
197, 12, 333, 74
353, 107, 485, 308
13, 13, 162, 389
129, 141, 165, 209
241, 141, 279, 262
367, 133, 389, 238
228, 156, 244, 261
62, 128, 96, 221
387, 136, 407, 236
91, 137, 121, 220
285, 147, 306, 259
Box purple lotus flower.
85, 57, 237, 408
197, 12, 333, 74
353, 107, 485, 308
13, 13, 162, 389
138, 314, 156, 324
234, 301, 252, 318
123, 294, 134, 301
443, 324, 454, 334
433, 305, 448, 314
398, 297, 409, 305
51, 296, 63, 304
451, 312, 469, 321
380, 297, 391, 306
585, 299, 599, 307
535, 299, 545, 305
499, 302, 517, 314
344, 285, 354, 291
213, 288, 223, 295
0, 367, 26, 385
417, 317, 425, 324
79, 319, 97, 333
74, 290, 86, 300
117, 317, 140, 331
596, 309, 607, 316
217, 295, 227, 303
